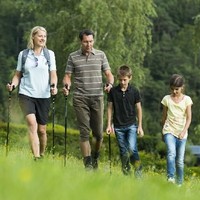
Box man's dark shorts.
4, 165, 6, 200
19, 94, 50, 125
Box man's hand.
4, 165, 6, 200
63, 84, 70, 96
104, 83, 113, 93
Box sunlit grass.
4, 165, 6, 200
0, 147, 200, 200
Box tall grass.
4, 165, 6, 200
0, 147, 200, 200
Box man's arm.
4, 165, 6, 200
63, 73, 71, 95
104, 69, 114, 93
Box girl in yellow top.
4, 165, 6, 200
161, 74, 193, 186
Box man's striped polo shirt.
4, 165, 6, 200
65, 48, 111, 97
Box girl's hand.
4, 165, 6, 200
178, 131, 185, 139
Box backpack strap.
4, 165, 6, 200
21, 48, 51, 73
43, 48, 51, 70
21, 48, 29, 73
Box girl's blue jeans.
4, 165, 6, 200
164, 133, 187, 185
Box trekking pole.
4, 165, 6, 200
51, 84, 56, 156
64, 84, 69, 167
105, 83, 112, 174
108, 133, 112, 175
6, 83, 15, 156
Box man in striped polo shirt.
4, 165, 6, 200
63, 29, 114, 170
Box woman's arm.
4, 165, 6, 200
6, 70, 22, 91
50, 70, 58, 95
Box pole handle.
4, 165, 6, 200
64, 84, 70, 100
50, 83, 56, 98
8, 82, 15, 95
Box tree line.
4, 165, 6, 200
0, 0, 200, 145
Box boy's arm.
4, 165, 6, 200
106, 102, 113, 134
136, 102, 144, 137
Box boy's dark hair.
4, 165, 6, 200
170, 74, 184, 87
117, 65, 132, 78
79, 29, 94, 40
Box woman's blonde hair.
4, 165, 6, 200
27, 26, 47, 49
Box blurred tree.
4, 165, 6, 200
143, 0, 200, 140
1, 0, 200, 148
0, 0, 22, 121
14, 0, 155, 127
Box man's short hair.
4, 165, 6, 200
79, 29, 94, 40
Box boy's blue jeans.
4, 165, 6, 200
164, 133, 187, 185
114, 124, 140, 163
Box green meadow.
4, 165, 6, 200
0, 146, 200, 200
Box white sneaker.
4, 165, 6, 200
167, 177, 175, 184
177, 184, 182, 187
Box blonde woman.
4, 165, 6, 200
7, 26, 58, 160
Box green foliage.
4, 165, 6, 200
0, 147, 200, 200
1, 122, 199, 168
1, 122, 200, 200
1, 0, 200, 146
143, 0, 200, 138
192, 125, 200, 144
0, 0, 156, 130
